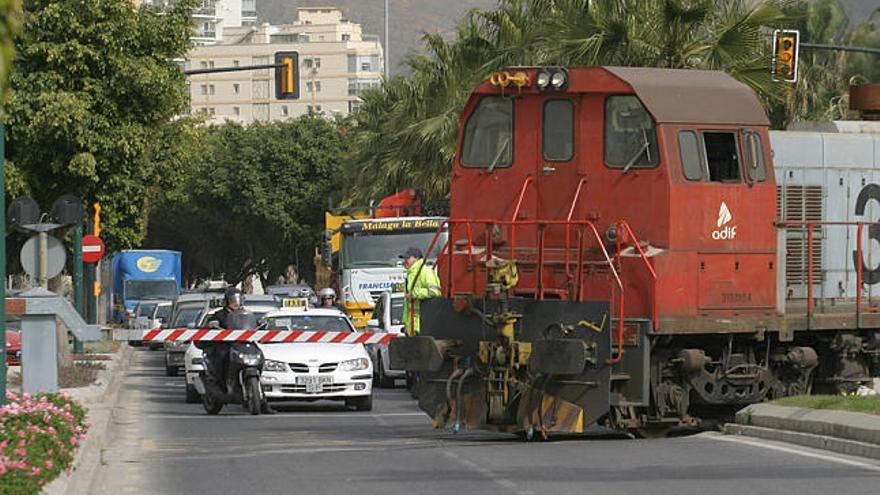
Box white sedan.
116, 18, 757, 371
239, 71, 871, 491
259, 308, 373, 411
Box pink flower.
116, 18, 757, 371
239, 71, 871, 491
0, 440, 7, 450
31, 466, 41, 476
48, 426, 57, 436
43, 413, 52, 424
69, 437, 78, 445
18, 440, 25, 448
17, 431, 26, 439
14, 448, 26, 457
45, 460, 54, 469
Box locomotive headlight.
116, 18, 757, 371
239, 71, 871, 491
550, 70, 567, 89
536, 71, 551, 89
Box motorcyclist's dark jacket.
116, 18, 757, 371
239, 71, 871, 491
194, 306, 233, 350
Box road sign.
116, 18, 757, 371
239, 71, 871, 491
82, 235, 105, 263
20, 235, 66, 280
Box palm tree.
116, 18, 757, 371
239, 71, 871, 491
344, 0, 868, 203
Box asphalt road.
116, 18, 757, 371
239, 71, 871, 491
91, 348, 880, 495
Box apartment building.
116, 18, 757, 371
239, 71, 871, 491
187, 7, 384, 123
139, 0, 258, 44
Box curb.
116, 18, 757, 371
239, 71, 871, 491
725, 423, 880, 460
42, 345, 134, 495
735, 403, 880, 445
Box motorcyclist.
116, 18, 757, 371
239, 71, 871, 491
199, 287, 275, 414
318, 287, 340, 309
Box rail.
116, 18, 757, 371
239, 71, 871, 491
615, 221, 658, 331
509, 176, 534, 252
564, 178, 589, 282
776, 220, 880, 318
420, 218, 627, 364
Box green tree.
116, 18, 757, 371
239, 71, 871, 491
5, 0, 197, 252
144, 117, 349, 287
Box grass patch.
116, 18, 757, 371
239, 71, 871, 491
771, 395, 880, 415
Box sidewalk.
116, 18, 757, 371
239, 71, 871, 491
726, 402, 880, 460
42, 344, 133, 495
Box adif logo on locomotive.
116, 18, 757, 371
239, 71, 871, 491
712, 201, 737, 240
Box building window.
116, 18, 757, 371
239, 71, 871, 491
208, 60, 215, 68
314, 58, 321, 68
542, 99, 574, 161
342, 33, 351, 41
315, 81, 321, 92
281, 105, 288, 116
200, 61, 208, 69
200, 84, 208, 95
307, 105, 313, 113
604, 95, 659, 170
253, 79, 270, 99
233, 60, 240, 67
253, 103, 269, 121
233, 83, 240, 95
316, 105, 322, 112
704, 132, 741, 183
208, 107, 215, 115
306, 81, 312, 92
209, 84, 215, 95
349, 100, 363, 113
233, 106, 240, 116
303, 58, 313, 69
361, 61, 371, 71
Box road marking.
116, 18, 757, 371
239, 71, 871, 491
440, 450, 539, 495
144, 411, 426, 420
708, 433, 880, 472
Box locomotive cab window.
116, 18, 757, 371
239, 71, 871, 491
679, 131, 703, 181
461, 96, 514, 169
604, 95, 659, 170
743, 131, 767, 182
704, 132, 741, 182
543, 99, 574, 161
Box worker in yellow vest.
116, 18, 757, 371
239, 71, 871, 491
400, 247, 441, 337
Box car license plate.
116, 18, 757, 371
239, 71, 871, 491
296, 375, 333, 393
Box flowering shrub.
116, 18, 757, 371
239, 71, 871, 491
0, 392, 89, 495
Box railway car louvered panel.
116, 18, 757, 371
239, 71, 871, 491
782, 184, 824, 287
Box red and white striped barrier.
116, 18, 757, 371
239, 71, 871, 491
114, 328, 397, 345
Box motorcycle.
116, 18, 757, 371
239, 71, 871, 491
195, 312, 268, 415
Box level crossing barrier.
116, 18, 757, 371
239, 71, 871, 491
113, 328, 396, 345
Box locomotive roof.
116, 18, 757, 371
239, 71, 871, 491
604, 67, 769, 126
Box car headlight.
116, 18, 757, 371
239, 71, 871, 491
191, 357, 203, 365
263, 359, 288, 372
339, 358, 370, 372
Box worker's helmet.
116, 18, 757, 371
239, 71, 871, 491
224, 287, 243, 307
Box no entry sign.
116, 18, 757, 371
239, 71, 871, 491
82, 235, 105, 263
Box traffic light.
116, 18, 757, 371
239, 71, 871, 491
275, 51, 299, 100
772, 29, 799, 83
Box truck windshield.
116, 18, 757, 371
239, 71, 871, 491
342, 231, 445, 267
125, 280, 178, 301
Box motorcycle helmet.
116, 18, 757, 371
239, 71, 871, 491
224, 287, 243, 308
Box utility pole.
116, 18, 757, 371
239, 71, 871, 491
0, 122, 6, 405
384, 0, 390, 78
73, 222, 84, 353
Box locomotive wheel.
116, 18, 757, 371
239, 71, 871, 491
632, 425, 673, 439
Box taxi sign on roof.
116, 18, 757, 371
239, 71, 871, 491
282, 297, 309, 308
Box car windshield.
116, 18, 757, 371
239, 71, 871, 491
172, 307, 203, 327
390, 298, 404, 326
125, 280, 178, 300
156, 305, 172, 320
264, 315, 354, 333
343, 231, 445, 268
136, 303, 158, 317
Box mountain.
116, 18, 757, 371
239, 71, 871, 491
256, 0, 498, 75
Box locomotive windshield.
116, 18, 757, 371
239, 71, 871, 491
460, 96, 513, 168
604, 95, 659, 170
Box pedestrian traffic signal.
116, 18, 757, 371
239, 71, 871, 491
772, 29, 799, 83
275, 51, 299, 100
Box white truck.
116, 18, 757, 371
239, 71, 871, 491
334, 217, 447, 328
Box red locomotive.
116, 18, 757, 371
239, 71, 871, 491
389, 66, 880, 438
